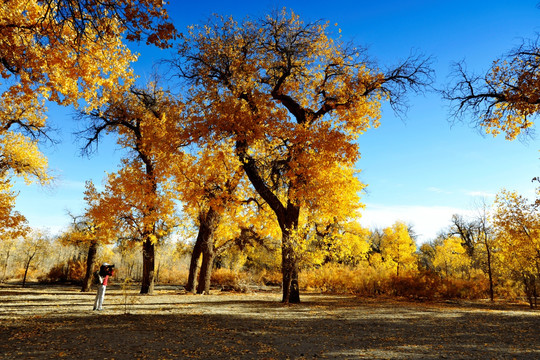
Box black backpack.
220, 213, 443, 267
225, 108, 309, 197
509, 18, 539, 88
92, 270, 102, 285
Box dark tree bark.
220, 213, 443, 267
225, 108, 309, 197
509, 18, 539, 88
81, 241, 98, 292
281, 232, 300, 304
140, 237, 155, 294
486, 244, 494, 302
236, 139, 301, 303
186, 231, 203, 293
195, 208, 220, 294
22, 253, 36, 287
523, 273, 538, 309
197, 250, 216, 295
174, 13, 433, 304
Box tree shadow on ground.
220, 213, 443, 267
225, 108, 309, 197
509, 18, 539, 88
2, 305, 539, 359
1, 284, 539, 359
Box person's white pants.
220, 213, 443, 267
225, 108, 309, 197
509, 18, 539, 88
93, 285, 106, 310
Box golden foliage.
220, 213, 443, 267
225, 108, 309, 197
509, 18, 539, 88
0, 1, 174, 235
0, 177, 28, 239
380, 221, 418, 277
492, 189, 540, 277
176, 9, 381, 216
432, 236, 471, 279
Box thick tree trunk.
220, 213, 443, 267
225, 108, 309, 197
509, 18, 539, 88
140, 238, 155, 294
280, 207, 301, 304
281, 237, 300, 303
186, 233, 203, 293
81, 241, 98, 292
196, 208, 219, 294
197, 249, 215, 295
235, 139, 301, 303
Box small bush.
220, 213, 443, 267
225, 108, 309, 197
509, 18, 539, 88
438, 276, 489, 300
210, 268, 250, 292
14, 267, 40, 281
255, 269, 282, 286
299, 264, 491, 300
156, 268, 188, 285
300, 264, 391, 296
494, 278, 521, 300
390, 272, 441, 300
42, 260, 86, 283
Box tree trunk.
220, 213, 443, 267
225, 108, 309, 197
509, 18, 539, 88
281, 235, 300, 303
1, 249, 11, 282
280, 207, 301, 304
195, 207, 219, 295
486, 244, 494, 302
197, 249, 215, 295
140, 238, 155, 294
235, 139, 301, 303
81, 241, 98, 292
186, 232, 203, 293
22, 254, 35, 287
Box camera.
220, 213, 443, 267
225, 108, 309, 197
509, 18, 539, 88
100, 263, 115, 276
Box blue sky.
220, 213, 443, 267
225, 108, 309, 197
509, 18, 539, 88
12, 0, 540, 243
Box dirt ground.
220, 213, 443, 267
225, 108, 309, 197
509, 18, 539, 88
0, 283, 539, 360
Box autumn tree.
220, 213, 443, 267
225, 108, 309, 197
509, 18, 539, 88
0, 232, 18, 282
172, 10, 432, 303
173, 142, 244, 294
58, 206, 108, 292
19, 229, 49, 287
0, 1, 175, 211
449, 210, 497, 301
492, 189, 540, 308
0, 178, 29, 236
444, 32, 540, 140
0, 1, 174, 112
174, 138, 281, 294
432, 236, 470, 279
310, 217, 370, 267
80, 84, 182, 294
85, 162, 178, 294
380, 221, 417, 277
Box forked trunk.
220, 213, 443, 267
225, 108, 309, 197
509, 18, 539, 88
235, 140, 301, 303
197, 250, 215, 295
186, 233, 203, 293
195, 208, 219, 294
140, 238, 155, 294
22, 256, 33, 287
81, 241, 98, 292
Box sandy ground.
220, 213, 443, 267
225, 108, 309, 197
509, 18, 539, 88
0, 283, 539, 359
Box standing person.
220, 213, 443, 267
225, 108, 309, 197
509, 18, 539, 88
93, 263, 114, 311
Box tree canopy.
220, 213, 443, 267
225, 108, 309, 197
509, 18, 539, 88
444, 37, 540, 140
172, 9, 433, 302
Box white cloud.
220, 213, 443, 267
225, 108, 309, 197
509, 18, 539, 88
427, 187, 452, 194
466, 191, 496, 198
358, 204, 475, 244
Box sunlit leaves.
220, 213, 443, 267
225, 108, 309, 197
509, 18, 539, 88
446, 38, 540, 140
492, 189, 540, 277
0, 177, 28, 239
0, 1, 175, 236
380, 221, 417, 277
432, 236, 471, 279
172, 9, 433, 302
